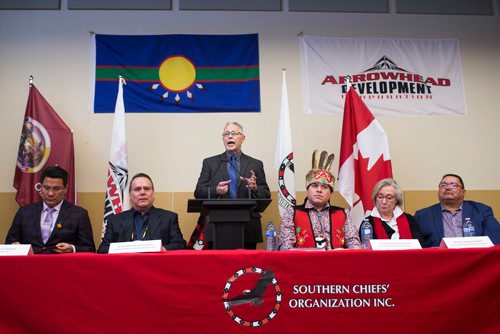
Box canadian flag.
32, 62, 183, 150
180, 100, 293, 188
337, 87, 393, 228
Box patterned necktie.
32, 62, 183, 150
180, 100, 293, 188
229, 155, 237, 198
41, 207, 54, 244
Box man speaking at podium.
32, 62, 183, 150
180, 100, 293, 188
192, 121, 271, 250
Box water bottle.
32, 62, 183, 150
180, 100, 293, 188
265, 222, 277, 251
463, 218, 475, 237
360, 218, 373, 249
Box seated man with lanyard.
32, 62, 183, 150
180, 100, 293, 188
97, 173, 186, 253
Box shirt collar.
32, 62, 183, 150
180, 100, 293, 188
133, 207, 152, 216
226, 151, 242, 161
371, 206, 403, 220
304, 199, 330, 211
43, 200, 63, 212
440, 203, 463, 212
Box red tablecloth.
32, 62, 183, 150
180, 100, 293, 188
1, 247, 499, 333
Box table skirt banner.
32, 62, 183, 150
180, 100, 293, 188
1, 247, 499, 333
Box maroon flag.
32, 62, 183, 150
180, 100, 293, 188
14, 84, 76, 206
337, 87, 393, 227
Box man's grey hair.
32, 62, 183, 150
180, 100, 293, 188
224, 121, 244, 134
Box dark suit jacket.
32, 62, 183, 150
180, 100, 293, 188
415, 200, 500, 247
194, 152, 271, 243
5, 200, 95, 254
97, 206, 186, 253
360, 213, 426, 247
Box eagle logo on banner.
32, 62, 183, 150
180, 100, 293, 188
223, 267, 281, 327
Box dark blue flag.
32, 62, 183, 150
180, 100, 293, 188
93, 34, 260, 113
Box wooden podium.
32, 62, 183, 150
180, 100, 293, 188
187, 199, 271, 249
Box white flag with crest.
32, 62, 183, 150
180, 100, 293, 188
274, 70, 296, 216
102, 77, 129, 236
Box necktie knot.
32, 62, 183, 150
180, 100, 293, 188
45, 207, 55, 222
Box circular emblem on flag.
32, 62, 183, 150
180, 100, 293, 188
16, 117, 51, 173
278, 153, 296, 207
152, 55, 205, 103
159, 55, 196, 92
222, 267, 281, 327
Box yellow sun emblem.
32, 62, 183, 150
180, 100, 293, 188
151, 55, 204, 103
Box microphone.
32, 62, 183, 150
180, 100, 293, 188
208, 157, 228, 199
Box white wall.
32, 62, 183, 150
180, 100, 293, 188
1, 6, 499, 194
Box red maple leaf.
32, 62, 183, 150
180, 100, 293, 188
353, 153, 393, 212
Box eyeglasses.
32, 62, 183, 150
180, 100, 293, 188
41, 185, 65, 193
438, 182, 462, 189
222, 131, 242, 137
376, 194, 396, 201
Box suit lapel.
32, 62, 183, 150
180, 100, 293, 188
239, 154, 251, 191
239, 154, 249, 180
121, 211, 135, 241
461, 201, 471, 221
49, 200, 70, 241
219, 153, 229, 181
33, 202, 44, 243
433, 204, 445, 239
146, 207, 161, 239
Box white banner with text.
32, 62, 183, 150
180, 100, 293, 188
300, 36, 467, 116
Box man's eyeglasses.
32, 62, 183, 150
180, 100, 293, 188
438, 182, 462, 189
222, 131, 242, 137
41, 185, 65, 193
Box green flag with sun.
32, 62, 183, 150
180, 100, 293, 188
92, 34, 260, 113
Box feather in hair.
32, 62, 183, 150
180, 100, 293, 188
311, 150, 319, 169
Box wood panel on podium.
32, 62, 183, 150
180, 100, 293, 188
187, 199, 271, 249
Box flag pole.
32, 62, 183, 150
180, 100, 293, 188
102, 75, 129, 236
345, 75, 351, 90
118, 75, 127, 86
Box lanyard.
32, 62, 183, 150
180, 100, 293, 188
131, 225, 148, 241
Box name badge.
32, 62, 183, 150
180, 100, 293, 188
440, 236, 493, 249
369, 239, 422, 250
108, 240, 163, 254
0, 244, 34, 256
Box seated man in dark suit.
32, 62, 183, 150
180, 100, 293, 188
415, 173, 500, 247
5, 165, 95, 254
97, 173, 186, 253
190, 121, 271, 250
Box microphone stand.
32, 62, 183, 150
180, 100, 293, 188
208, 158, 228, 199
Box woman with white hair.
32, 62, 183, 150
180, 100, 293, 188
361, 178, 425, 246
